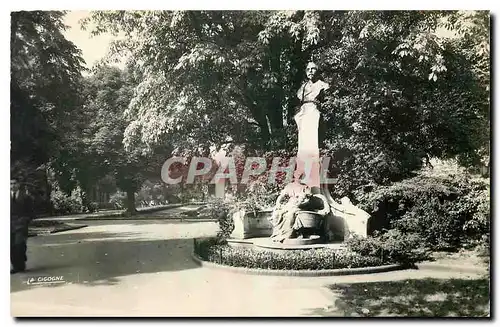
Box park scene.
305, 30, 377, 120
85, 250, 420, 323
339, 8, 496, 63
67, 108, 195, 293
10, 10, 490, 317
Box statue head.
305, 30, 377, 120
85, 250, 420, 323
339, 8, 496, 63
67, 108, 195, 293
305, 62, 318, 81
292, 171, 307, 185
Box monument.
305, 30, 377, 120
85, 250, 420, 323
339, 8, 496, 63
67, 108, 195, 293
268, 61, 371, 245
230, 62, 371, 245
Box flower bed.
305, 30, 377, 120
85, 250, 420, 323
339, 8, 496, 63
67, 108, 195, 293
194, 238, 388, 271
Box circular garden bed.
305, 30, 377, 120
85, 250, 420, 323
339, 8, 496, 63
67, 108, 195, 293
193, 238, 406, 274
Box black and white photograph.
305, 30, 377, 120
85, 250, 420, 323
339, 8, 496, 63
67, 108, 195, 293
8, 8, 491, 317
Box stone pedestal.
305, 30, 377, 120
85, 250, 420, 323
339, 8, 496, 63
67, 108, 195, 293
329, 197, 370, 239
230, 209, 273, 239
215, 180, 225, 198
279, 235, 322, 245
227, 237, 345, 253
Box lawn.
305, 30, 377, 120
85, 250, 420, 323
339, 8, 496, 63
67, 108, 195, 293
309, 277, 490, 317
28, 220, 87, 237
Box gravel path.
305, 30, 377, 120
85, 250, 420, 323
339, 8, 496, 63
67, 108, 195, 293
11, 220, 486, 317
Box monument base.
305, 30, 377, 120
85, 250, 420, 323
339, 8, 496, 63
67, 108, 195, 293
230, 209, 273, 239
280, 235, 322, 245
227, 237, 345, 252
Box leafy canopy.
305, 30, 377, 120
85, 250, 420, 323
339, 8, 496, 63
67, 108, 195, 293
83, 10, 489, 195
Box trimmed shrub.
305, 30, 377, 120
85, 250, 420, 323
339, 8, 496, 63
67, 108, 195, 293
355, 172, 489, 251
194, 238, 385, 270
345, 230, 431, 265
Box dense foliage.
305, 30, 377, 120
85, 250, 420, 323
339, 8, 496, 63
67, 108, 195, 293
10, 10, 489, 236
11, 11, 85, 170
84, 10, 489, 198
11, 11, 86, 213
354, 165, 490, 251
194, 238, 386, 270
345, 230, 430, 265
79, 65, 174, 213
50, 183, 87, 215
320, 11, 489, 196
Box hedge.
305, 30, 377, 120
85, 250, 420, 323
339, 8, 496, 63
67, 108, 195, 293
194, 238, 389, 270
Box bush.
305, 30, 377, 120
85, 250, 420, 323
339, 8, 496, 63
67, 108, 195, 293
177, 184, 205, 203
203, 197, 234, 239
239, 174, 281, 213
109, 191, 127, 209
194, 238, 385, 270
345, 230, 431, 265
88, 202, 99, 213
50, 185, 86, 215
463, 187, 490, 244
355, 172, 489, 251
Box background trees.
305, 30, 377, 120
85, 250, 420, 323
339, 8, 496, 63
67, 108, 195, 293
84, 10, 489, 198
10, 10, 489, 215
11, 11, 85, 212
80, 65, 173, 214
10, 11, 171, 215
318, 11, 490, 196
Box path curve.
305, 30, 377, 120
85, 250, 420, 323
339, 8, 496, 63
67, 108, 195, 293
11, 220, 487, 317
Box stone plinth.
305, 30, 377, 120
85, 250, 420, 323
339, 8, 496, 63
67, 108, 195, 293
230, 209, 273, 239
227, 237, 345, 252
320, 182, 371, 241
253, 236, 322, 250
329, 197, 370, 239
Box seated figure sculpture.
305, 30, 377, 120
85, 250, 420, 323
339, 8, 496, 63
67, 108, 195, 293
270, 177, 330, 243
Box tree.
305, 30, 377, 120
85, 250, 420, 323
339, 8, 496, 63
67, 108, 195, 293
442, 11, 490, 171
11, 11, 85, 211
82, 11, 322, 154
83, 10, 489, 197
81, 65, 172, 214
315, 11, 490, 195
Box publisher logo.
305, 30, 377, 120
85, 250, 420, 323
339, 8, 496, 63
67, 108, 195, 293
26, 275, 66, 285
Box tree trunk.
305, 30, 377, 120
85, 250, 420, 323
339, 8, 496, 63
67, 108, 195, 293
267, 39, 284, 137
180, 182, 185, 202
287, 36, 308, 125
126, 189, 137, 215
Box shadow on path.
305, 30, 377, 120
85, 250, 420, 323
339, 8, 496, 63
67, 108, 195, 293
307, 278, 490, 317
11, 227, 201, 293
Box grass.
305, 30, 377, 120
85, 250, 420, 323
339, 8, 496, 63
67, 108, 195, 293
75, 203, 208, 220
308, 277, 490, 317
28, 220, 87, 236
430, 248, 490, 267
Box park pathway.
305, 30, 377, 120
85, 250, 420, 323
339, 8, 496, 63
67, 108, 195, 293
11, 220, 486, 317
34, 203, 205, 222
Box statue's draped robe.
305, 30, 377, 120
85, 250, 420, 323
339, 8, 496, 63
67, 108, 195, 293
270, 183, 327, 242
270, 182, 307, 242
294, 80, 329, 189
